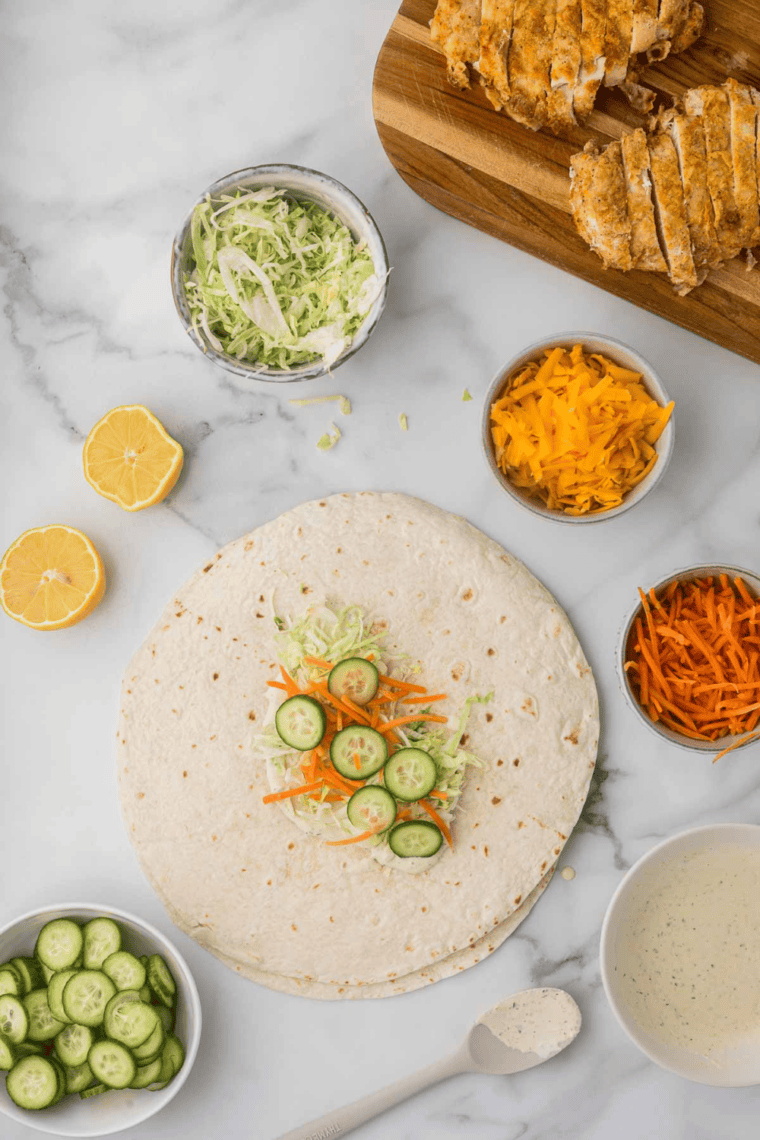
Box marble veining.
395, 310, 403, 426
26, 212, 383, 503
2, 1, 760, 1138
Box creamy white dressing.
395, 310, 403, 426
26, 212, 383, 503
477, 988, 581, 1058
615, 845, 760, 1060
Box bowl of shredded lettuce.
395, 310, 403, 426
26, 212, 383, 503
171, 164, 389, 381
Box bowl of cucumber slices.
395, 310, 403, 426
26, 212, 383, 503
0, 903, 201, 1136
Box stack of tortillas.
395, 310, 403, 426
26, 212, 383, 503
118, 493, 598, 999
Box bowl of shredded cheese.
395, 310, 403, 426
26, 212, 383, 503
618, 565, 760, 757
482, 333, 675, 523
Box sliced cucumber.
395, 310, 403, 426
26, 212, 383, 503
35, 920, 83, 972
102, 951, 147, 992
330, 726, 388, 780
0, 967, 21, 998
62, 971, 116, 1028
347, 786, 397, 833
388, 820, 443, 858
275, 695, 326, 751
146, 955, 176, 1007
383, 748, 438, 802
132, 1018, 165, 1062
104, 993, 158, 1048
9, 957, 43, 995
64, 1061, 93, 1095
130, 1056, 163, 1089
47, 970, 77, 1024
0, 994, 29, 1043
154, 1005, 174, 1034
24, 989, 65, 1041
149, 1034, 185, 1090
6, 1056, 60, 1110
82, 918, 121, 970
54, 1023, 93, 1068
328, 657, 379, 706
89, 1039, 137, 1089
139, 985, 151, 1003
79, 1082, 109, 1099
0, 1032, 16, 1070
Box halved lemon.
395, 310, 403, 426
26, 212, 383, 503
83, 405, 184, 511
0, 525, 106, 630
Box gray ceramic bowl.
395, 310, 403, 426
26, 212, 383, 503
482, 332, 675, 523
617, 564, 760, 754
0, 903, 201, 1137
171, 163, 389, 382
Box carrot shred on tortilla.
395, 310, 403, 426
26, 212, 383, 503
625, 575, 760, 746
400, 693, 448, 704
279, 665, 300, 696
378, 677, 427, 694
325, 828, 378, 846
303, 655, 333, 669
419, 799, 453, 848
266, 679, 289, 691
377, 713, 448, 733
262, 780, 324, 804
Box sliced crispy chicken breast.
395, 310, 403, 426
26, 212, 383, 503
604, 0, 633, 87
574, 0, 608, 120
621, 128, 668, 271
505, 0, 557, 130
570, 141, 633, 270
660, 106, 723, 276
430, 0, 483, 89
478, 0, 517, 110
683, 85, 744, 261
647, 131, 699, 293
547, 0, 583, 130
630, 0, 660, 55
725, 78, 760, 250
670, 0, 704, 55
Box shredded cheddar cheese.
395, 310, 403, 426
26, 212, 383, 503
489, 344, 674, 515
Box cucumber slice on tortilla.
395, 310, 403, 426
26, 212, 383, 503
275, 695, 326, 751
328, 657, 379, 706
388, 820, 443, 858
383, 748, 438, 802
330, 726, 388, 780
347, 786, 397, 832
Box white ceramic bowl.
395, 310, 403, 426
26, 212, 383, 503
0, 903, 201, 1137
171, 163, 389, 382
481, 332, 675, 523
600, 823, 760, 1086
617, 563, 760, 754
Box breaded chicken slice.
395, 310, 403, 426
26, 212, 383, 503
430, 0, 482, 89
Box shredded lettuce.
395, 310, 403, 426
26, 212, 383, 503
184, 189, 380, 370
316, 423, 341, 451
253, 605, 491, 861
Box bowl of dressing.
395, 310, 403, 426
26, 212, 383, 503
600, 823, 760, 1086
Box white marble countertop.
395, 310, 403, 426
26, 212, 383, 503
3, 2, 760, 1138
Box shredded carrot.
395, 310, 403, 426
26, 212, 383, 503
311, 683, 371, 724
377, 713, 448, 732
262, 780, 324, 804
625, 575, 760, 747
303, 655, 333, 669
279, 666, 300, 697
325, 828, 378, 846
713, 731, 760, 762
400, 693, 448, 704
353, 751, 362, 771
430, 789, 448, 799
379, 677, 427, 694
266, 680, 288, 691
419, 799, 453, 848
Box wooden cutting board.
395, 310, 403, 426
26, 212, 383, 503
373, 0, 760, 366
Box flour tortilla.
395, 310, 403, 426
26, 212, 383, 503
118, 493, 598, 998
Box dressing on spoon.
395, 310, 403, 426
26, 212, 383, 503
477, 987, 582, 1060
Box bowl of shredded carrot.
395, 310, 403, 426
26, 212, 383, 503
483, 334, 675, 522
619, 566, 760, 758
